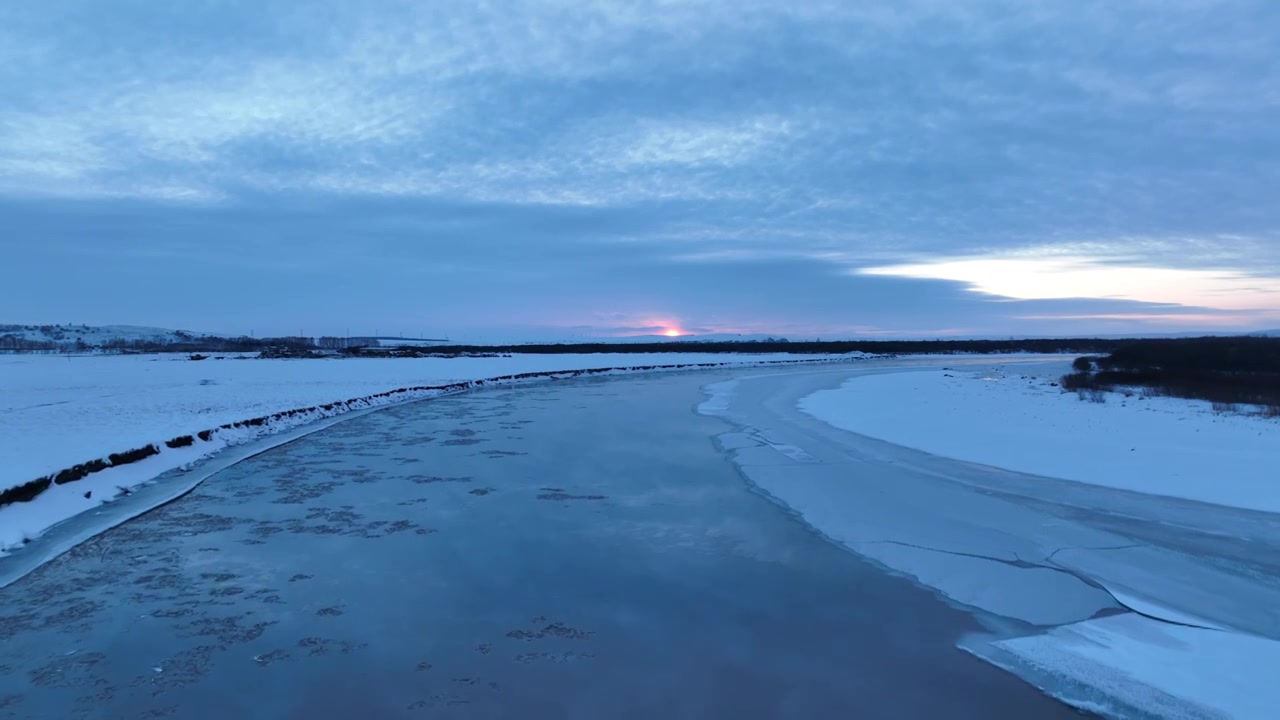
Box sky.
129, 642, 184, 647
3, 0, 1279, 341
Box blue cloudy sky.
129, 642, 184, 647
3, 0, 1279, 340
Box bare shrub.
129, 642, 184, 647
1061, 372, 1095, 391
0, 477, 52, 507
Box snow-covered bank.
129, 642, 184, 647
703, 365, 1280, 720
799, 364, 1280, 513
0, 352, 863, 553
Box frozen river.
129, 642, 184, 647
4, 360, 1278, 718
0, 366, 1081, 719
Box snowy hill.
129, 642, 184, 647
0, 324, 211, 350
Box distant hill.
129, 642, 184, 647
0, 324, 212, 351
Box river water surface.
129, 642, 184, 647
0, 372, 1085, 719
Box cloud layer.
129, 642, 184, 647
3, 1, 1278, 337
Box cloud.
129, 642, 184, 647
1, 1, 1278, 336
859, 254, 1280, 325
598, 117, 794, 169
2, 0, 1270, 209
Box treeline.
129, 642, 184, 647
348, 337, 1130, 357
1098, 336, 1280, 374
1064, 337, 1280, 408
101, 336, 312, 353
0, 334, 1130, 356
8, 332, 1279, 364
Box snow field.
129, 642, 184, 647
798, 365, 1280, 512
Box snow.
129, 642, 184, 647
798, 364, 1280, 512
702, 365, 1280, 719
0, 351, 860, 553
793, 364, 1280, 718
973, 613, 1280, 720
0, 437, 228, 562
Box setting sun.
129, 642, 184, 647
664, 329, 682, 337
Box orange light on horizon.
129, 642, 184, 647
664, 329, 682, 337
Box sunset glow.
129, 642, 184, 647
664, 329, 683, 337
